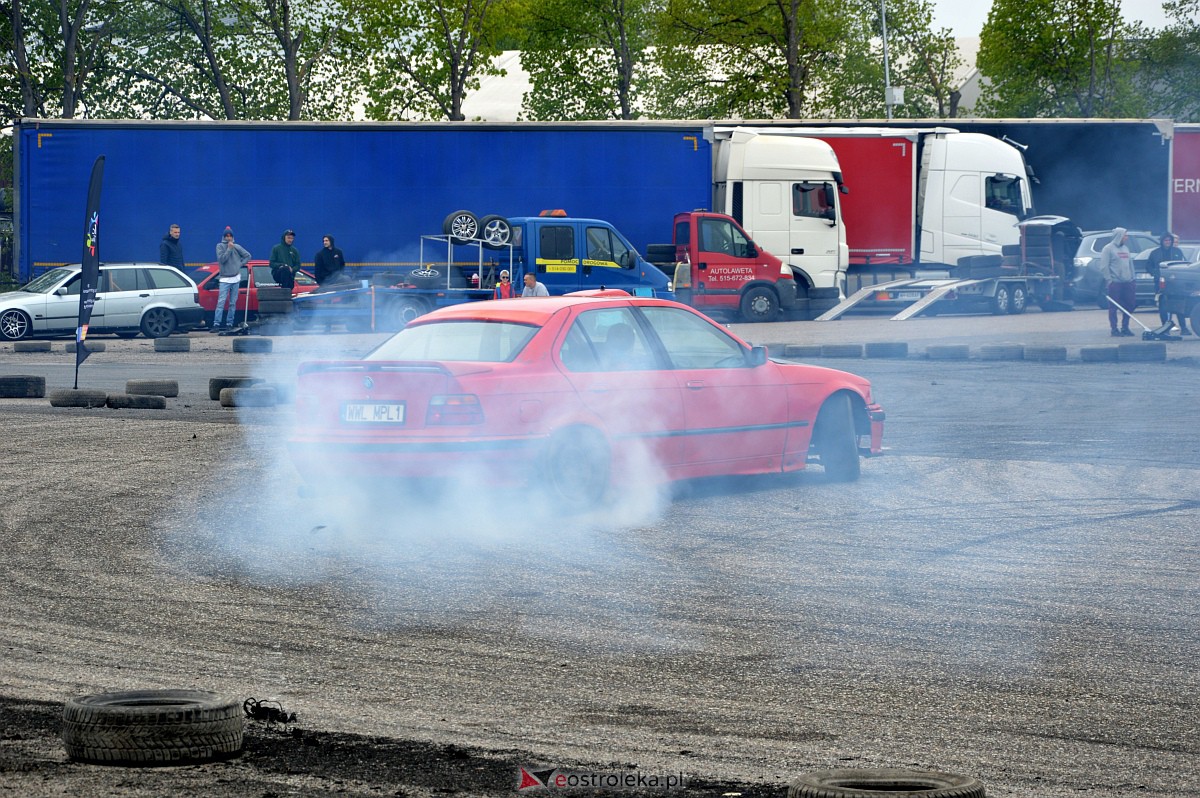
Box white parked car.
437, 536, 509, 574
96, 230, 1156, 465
0, 262, 204, 340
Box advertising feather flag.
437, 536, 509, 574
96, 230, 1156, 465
74, 156, 105, 388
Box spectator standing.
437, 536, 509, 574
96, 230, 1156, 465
214, 226, 251, 330
270, 229, 301, 289
521, 273, 549, 297
159, 223, 184, 269
313, 235, 347, 285
1100, 228, 1135, 337
493, 269, 516, 299
1148, 232, 1190, 334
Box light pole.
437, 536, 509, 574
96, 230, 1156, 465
881, 0, 893, 119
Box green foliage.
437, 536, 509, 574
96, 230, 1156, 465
976, 0, 1148, 117
1131, 0, 1200, 121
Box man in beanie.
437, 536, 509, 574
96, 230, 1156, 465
313, 234, 346, 285
214, 226, 251, 330
270, 228, 302, 289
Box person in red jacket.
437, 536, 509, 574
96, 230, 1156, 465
493, 269, 516, 299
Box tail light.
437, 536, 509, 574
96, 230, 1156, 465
427, 394, 483, 425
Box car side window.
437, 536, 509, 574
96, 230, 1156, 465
640, 306, 749, 369
560, 308, 655, 372
252, 266, 277, 287
61, 274, 82, 296
148, 268, 189, 289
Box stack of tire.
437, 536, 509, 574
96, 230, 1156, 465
442, 210, 513, 249
255, 286, 294, 335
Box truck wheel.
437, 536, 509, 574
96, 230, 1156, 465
740, 286, 780, 323
478, 215, 512, 249
812, 393, 860, 483
442, 210, 479, 245
1007, 283, 1027, 314
990, 284, 1011, 315
0, 309, 31, 340
384, 296, 428, 330
540, 427, 610, 513
789, 769, 984, 798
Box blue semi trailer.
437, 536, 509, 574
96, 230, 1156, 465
12, 120, 713, 285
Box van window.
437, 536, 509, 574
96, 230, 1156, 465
585, 226, 629, 267
539, 225, 574, 261
792, 181, 834, 220
698, 218, 753, 257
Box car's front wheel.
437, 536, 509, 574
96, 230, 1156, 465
812, 393, 861, 482
139, 307, 178, 338
0, 309, 31, 341
541, 427, 610, 512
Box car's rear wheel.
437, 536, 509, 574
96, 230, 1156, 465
140, 308, 178, 338
0, 309, 31, 341
541, 427, 610, 512
1189, 303, 1200, 335
812, 393, 861, 482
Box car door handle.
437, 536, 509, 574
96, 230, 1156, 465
791, 248, 804, 254
686, 380, 705, 390
139, 293, 150, 297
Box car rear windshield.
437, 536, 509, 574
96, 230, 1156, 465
366, 320, 539, 363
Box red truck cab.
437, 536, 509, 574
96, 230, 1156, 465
671, 211, 797, 322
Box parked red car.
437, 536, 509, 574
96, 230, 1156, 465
190, 260, 319, 326
289, 293, 884, 510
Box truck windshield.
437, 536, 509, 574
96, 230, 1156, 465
21, 268, 74, 293
366, 320, 539, 363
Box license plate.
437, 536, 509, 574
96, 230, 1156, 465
894, 291, 923, 300
342, 402, 406, 423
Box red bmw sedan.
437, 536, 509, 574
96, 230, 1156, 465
289, 294, 884, 509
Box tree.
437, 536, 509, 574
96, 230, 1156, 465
1132, 0, 1200, 121
519, 0, 658, 121
976, 0, 1146, 117
873, 0, 964, 118
350, 0, 514, 121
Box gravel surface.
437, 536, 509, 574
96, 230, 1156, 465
0, 312, 1196, 797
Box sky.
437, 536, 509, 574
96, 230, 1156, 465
928, 0, 1178, 37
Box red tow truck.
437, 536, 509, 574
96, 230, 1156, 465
645, 211, 798, 322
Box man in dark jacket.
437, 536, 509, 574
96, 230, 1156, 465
1148, 232, 1189, 333
159, 224, 184, 269
269, 229, 302, 289
313, 235, 347, 285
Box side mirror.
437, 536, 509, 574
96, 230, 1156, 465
749, 346, 768, 366
55, 287, 68, 297
621, 252, 636, 269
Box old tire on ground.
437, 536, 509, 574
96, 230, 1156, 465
107, 393, 168, 410
1080, 346, 1119, 362
126, 378, 179, 397
1024, 345, 1068, 362
820, 343, 864, 359
789, 768, 984, 798
990, 283, 1011, 315
257, 300, 293, 315
926, 344, 970, 360
257, 286, 293, 302
49, 389, 108, 408
1117, 342, 1167, 362
864, 341, 908, 358
1007, 283, 1028, 314
783, 344, 822, 359
154, 337, 190, 352
383, 296, 429, 330
219, 385, 277, 407
62, 689, 243, 766
0, 375, 47, 398
740, 286, 780, 323
812, 393, 860, 483
208, 376, 263, 400
478, 214, 513, 249
66, 341, 107, 353
232, 337, 273, 353
13, 340, 52, 352
977, 344, 1024, 361
541, 427, 610, 513
442, 210, 479, 245
0, 308, 32, 340
140, 307, 178, 338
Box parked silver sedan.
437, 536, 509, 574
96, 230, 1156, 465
0, 262, 204, 340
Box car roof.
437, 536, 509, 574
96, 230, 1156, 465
413, 295, 658, 326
